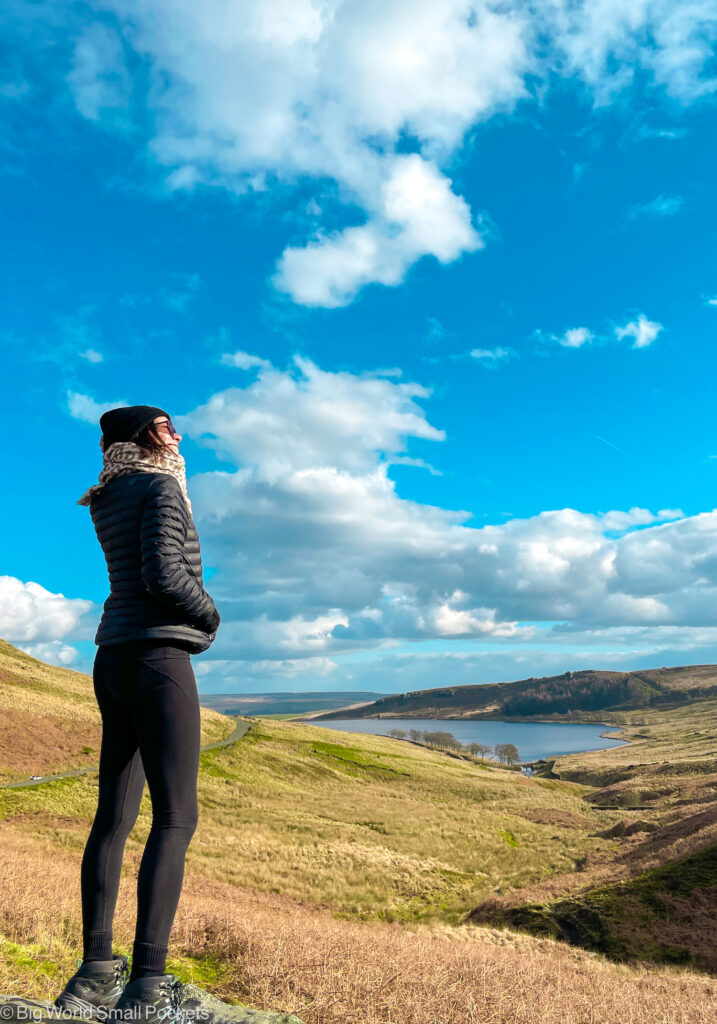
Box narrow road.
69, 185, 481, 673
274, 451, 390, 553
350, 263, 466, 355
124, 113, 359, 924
0, 716, 252, 789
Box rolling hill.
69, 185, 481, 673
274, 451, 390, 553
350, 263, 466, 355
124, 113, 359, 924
1, 637, 716, 1022
311, 664, 717, 722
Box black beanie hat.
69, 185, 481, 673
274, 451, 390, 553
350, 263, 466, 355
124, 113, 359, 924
100, 405, 172, 447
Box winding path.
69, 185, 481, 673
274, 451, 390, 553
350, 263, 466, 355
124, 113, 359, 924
0, 716, 251, 789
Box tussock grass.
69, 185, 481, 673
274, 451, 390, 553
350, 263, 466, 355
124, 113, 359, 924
3, 640, 717, 1019
139, 718, 619, 923
2, 716, 613, 923
1, 827, 715, 1024
552, 700, 717, 777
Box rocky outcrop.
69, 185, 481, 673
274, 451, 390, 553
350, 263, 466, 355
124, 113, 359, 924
0, 986, 303, 1024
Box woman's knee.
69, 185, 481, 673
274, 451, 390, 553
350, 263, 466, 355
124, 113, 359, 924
150, 805, 199, 834
92, 798, 141, 839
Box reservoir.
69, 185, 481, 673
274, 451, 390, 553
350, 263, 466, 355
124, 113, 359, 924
308, 717, 627, 762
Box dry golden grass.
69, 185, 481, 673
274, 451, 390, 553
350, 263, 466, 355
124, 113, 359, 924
1, 716, 623, 924
0, 825, 715, 1024
553, 699, 717, 775
3, 640, 717, 1020
0, 639, 237, 782
3, 708, 711, 929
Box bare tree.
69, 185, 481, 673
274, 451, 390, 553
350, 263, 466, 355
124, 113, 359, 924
504, 743, 520, 764
468, 742, 492, 760
495, 743, 520, 764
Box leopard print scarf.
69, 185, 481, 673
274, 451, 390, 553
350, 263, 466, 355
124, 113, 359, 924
77, 441, 193, 517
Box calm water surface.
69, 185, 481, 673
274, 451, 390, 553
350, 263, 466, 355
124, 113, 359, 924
309, 718, 626, 762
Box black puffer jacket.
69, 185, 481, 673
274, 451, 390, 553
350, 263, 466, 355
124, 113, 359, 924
89, 472, 220, 653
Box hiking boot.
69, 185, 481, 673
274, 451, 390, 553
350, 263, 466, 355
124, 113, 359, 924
111, 974, 185, 1023
54, 954, 130, 1018
112, 976, 235, 1024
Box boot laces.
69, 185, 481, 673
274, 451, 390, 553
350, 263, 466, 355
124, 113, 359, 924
114, 959, 130, 985
157, 978, 185, 1018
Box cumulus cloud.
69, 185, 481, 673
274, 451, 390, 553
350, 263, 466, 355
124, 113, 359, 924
273, 156, 484, 306
177, 354, 445, 477
162, 357, 717, 673
16, 640, 83, 668
614, 314, 663, 348
47, 355, 717, 688
539, 314, 663, 352
556, 326, 594, 349
220, 351, 272, 371
0, 576, 97, 644
44, 0, 717, 306
66, 391, 128, 424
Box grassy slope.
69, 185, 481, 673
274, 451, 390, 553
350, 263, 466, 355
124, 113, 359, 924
2, 638, 717, 1020
0, 711, 614, 925
468, 701, 717, 970
0, 638, 238, 783
469, 844, 717, 973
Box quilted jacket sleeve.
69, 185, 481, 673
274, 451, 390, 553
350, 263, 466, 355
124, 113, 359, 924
139, 476, 220, 635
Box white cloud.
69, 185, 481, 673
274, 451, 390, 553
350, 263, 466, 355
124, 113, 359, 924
169, 358, 717, 666
79, 348, 104, 363
177, 354, 445, 477
704, 295, 717, 307
16, 641, 83, 668
68, 22, 130, 122
556, 326, 594, 349
220, 350, 272, 371
551, 0, 717, 104
614, 314, 663, 348
55, 0, 717, 307
628, 194, 684, 218
193, 655, 337, 685
51, 356, 717, 687
66, 391, 128, 424
597, 507, 683, 531
538, 314, 664, 352
273, 156, 484, 307
0, 576, 96, 644
470, 347, 518, 367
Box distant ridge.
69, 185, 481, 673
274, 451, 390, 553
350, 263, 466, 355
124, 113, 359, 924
312, 665, 717, 721
199, 690, 393, 717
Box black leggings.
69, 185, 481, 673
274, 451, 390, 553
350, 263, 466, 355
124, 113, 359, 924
80, 640, 200, 972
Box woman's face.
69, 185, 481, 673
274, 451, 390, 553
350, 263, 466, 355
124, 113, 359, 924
152, 415, 183, 451
99, 416, 183, 453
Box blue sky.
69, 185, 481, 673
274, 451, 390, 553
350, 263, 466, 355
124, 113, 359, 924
4, 1, 717, 693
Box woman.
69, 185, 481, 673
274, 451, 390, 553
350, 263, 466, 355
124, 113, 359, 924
55, 405, 221, 1022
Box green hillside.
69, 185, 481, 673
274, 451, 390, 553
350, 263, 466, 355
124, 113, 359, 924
2, 638, 717, 1022
313, 664, 717, 722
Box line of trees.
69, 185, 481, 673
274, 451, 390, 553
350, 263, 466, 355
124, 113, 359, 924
386, 728, 520, 764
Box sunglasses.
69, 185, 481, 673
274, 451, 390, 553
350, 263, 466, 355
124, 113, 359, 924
157, 418, 180, 438
136, 417, 179, 440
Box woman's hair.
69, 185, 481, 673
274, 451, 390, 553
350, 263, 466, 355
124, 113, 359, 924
102, 422, 176, 458
132, 421, 177, 458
